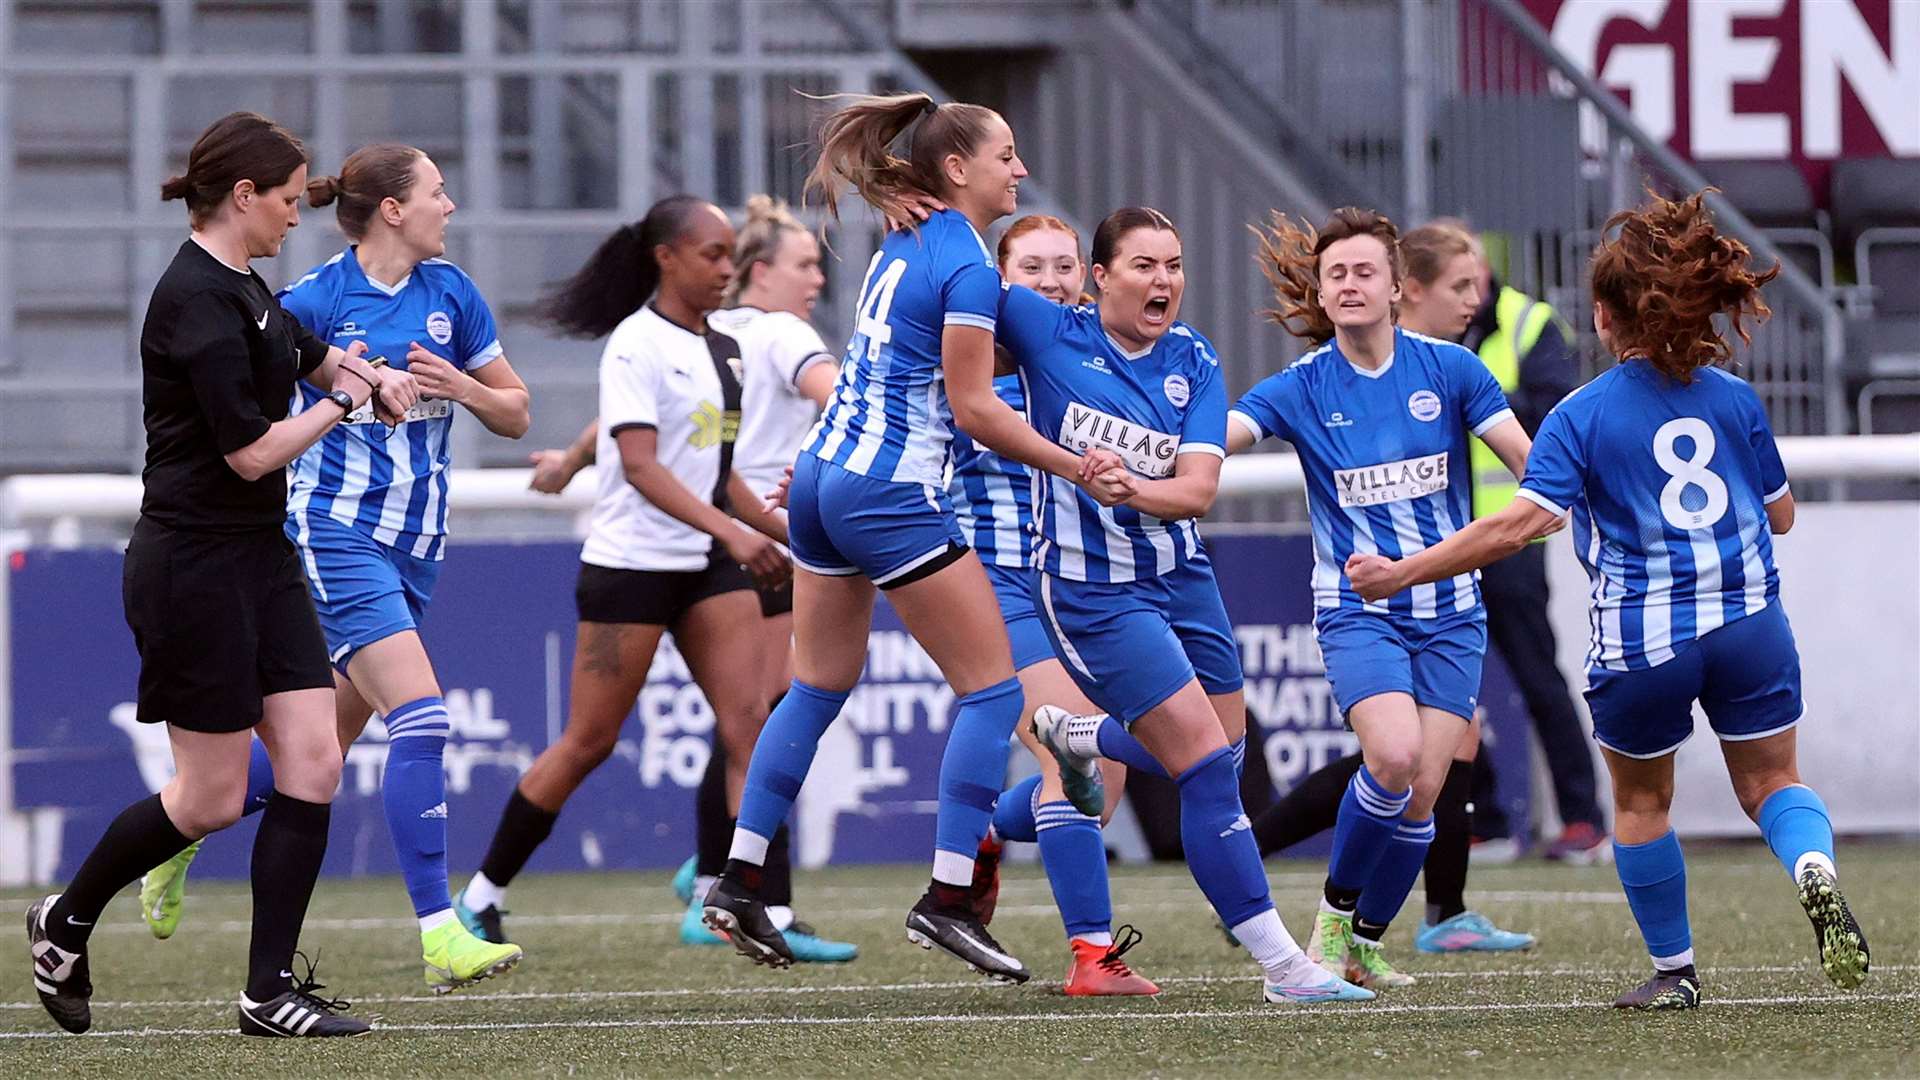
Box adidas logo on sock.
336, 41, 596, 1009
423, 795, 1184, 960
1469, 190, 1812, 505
1218, 814, 1251, 838
419, 802, 449, 819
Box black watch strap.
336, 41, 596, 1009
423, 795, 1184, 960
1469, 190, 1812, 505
326, 388, 357, 413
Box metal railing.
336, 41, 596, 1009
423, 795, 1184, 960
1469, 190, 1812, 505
0, 0, 902, 474
1155, 0, 1851, 437
1470, 0, 1846, 437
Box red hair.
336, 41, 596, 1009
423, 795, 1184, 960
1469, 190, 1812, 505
1591, 189, 1778, 383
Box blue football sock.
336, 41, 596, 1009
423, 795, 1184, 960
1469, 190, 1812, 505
1095, 715, 1171, 779
1035, 799, 1112, 940
932, 678, 1023, 885
1229, 736, 1247, 777
1614, 830, 1691, 959
734, 680, 848, 855
1756, 785, 1837, 880
381, 696, 453, 920
1326, 765, 1412, 902
1354, 814, 1435, 934
243, 738, 276, 816
1177, 745, 1273, 928
992, 774, 1042, 844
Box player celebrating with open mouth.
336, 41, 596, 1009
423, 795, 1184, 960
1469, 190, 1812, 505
702, 93, 1132, 983
1007, 207, 1371, 1006
1342, 190, 1869, 1009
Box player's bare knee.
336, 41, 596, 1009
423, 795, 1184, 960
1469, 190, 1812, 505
164, 780, 245, 836
1366, 745, 1419, 791
275, 746, 342, 802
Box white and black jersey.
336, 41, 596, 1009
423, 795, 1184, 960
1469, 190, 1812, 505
581, 304, 745, 572
708, 306, 834, 495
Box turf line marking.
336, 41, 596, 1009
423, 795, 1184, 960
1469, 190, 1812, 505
3, 964, 1909, 1012
3, 991, 1913, 1040
74, 889, 1627, 938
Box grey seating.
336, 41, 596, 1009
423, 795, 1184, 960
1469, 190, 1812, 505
1697, 159, 1832, 287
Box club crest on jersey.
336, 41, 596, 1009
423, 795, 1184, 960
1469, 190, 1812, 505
1060, 402, 1178, 478
1334, 451, 1448, 507
426, 310, 454, 345
1163, 374, 1190, 408
1407, 389, 1442, 422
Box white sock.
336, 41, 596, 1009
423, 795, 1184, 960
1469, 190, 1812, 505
692, 874, 718, 904
1063, 713, 1106, 759
1230, 909, 1313, 984
1653, 947, 1695, 972
1793, 852, 1837, 881
419, 908, 457, 933
1071, 931, 1113, 948
768, 905, 795, 931
462, 872, 506, 911
932, 849, 975, 887
728, 830, 771, 866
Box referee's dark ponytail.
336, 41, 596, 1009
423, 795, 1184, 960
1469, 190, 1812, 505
161, 111, 309, 228
541, 194, 711, 339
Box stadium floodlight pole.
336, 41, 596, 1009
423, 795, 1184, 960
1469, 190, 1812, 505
1481, 0, 1848, 434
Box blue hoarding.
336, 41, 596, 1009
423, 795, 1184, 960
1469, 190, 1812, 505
6, 534, 1531, 880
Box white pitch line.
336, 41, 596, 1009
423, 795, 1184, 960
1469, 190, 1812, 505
2, 964, 1908, 1013
2, 992, 1913, 1040
76, 889, 1625, 938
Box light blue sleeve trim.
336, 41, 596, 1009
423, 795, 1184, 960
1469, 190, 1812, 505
1514, 486, 1568, 518
944, 312, 997, 331
1471, 407, 1517, 438
466, 340, 504, 370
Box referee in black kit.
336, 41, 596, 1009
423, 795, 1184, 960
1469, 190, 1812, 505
25, 112, 420, 1038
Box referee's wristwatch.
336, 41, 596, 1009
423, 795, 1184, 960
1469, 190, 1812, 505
325, 388, 357, 414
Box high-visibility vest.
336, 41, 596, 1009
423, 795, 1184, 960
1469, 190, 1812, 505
1470, 286, 1558, 521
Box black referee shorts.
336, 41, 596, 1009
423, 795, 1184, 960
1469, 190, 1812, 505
575, 555, 754, 626
121, 519, 334, 733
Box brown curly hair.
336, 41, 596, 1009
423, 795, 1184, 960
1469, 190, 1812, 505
1254, 206, 1403, 343
1590, 189, 1779, 384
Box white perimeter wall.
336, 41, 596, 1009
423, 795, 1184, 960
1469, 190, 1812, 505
1546, 503, 1920, 836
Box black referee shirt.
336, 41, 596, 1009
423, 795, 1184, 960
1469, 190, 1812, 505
137, 239, 329, 532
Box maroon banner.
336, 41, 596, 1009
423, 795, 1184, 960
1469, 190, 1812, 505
1516, 0, 1916, 197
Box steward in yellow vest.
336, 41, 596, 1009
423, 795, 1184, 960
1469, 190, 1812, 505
1463, 280, 1578, 523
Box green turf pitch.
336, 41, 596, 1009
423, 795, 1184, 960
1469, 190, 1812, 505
5, 841, 1915, 1077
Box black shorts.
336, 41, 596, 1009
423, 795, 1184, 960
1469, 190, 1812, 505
758, 580, 794, 618
122, 518, 334, 733
575, 555, 754, 626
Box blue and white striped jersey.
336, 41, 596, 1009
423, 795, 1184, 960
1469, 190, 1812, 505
1518, 361, 1787, 672
280, 248, 502, 560
804, 209, 999, 487
948, 373, 1035, 570
1230, 328, 1514, 617
997, 284, 1227, 584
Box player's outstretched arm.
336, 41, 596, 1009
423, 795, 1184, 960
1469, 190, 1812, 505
1479, 416, 1532, 481
1345, 498, 1563, 602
